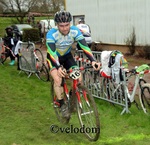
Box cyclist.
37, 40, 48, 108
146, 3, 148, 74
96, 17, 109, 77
76, 17, 92, 50
46, 10, 100, 118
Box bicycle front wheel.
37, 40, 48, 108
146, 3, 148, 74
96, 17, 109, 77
75, 85, 100, 141
140, 83, 150, 115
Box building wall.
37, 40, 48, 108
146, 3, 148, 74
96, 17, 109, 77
65, 0, 150, 45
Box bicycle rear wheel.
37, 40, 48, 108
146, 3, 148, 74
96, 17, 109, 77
34, 48, 44, 69
140, 83, 150, 115
37, 63, 49, 82
75, 85, 100, 141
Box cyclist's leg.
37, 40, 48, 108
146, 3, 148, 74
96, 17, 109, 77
50, 69, 64, 103
50, 68, 70, 119
9, 49, 15, 65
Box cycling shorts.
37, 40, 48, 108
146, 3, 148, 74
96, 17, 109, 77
50, 52, 78, 71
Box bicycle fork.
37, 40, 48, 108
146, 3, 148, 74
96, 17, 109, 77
73, 80, 90, 109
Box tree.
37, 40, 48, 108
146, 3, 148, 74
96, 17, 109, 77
0, 0, 39, 23
0, 0, 65, 23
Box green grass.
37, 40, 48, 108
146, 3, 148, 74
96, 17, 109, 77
0, 60, 150, 145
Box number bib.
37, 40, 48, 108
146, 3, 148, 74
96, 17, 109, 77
69, 69, 81, 80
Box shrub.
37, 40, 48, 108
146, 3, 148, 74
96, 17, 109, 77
22, 28, 40, 42
125, 27, 136, 55
143, 45, 150, 59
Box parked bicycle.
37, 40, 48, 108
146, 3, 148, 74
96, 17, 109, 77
18, 41, 49, 82
51, 65, 100, 141
83, 63, 150, 115
0, 38, 15, 64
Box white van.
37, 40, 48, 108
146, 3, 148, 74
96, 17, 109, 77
40, 19, 55, 35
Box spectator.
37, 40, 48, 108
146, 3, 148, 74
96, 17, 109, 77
27, 16, 31, 24
76, 17, 92, 50
3, 26, 18, 65
37, 21, 42, 38
31, 14, 35, 26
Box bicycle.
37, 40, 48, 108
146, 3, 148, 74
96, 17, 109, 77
83, 63, 150, 115
51, 65, 100, 141
0, 38, 16, 64
18, 41, 49, 82
136, 65, 150, 115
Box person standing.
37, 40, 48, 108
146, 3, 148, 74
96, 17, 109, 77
37, 21, 42, 38
3, 27, 17, 65
76, 17, 92, 50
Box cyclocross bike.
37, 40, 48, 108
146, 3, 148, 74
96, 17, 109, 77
83, 63, 150, 115
51, 65, 100, 141
18, 41, 49, 82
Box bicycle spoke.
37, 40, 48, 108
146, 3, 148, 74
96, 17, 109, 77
76, 85, 100, 141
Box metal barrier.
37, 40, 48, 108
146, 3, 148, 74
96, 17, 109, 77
17, 41, 38, 78
74, 50, 129, 114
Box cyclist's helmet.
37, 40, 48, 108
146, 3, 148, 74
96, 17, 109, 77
54, 11, 72, 23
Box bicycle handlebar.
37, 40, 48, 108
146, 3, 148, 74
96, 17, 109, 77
60, 65, 95, 76
127, 64, 150, 76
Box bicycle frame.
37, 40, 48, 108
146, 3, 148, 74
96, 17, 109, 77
62, 70, 84, 108
125, 74, 141, 103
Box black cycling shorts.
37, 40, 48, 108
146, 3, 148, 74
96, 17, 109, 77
51, 52, 78, 71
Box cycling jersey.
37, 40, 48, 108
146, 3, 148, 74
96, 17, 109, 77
46, 25, 95, 69
76, 23, 92, 44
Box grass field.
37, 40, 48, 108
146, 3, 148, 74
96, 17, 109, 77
0, 16, 150, 145
0, 59, 150, 145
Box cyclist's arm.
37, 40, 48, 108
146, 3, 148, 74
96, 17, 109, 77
77, 39, 95, 62
46, 42, 60, 69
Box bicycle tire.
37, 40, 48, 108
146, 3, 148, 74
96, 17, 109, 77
83, 69, 93, 89
19, 55, 32, 75
34, 48, 44, 70
51, 80, 70, 124
37, 63, 49, 82
139, 83, 150, 115
75, 85, 100, 141
0, 52, 7, 64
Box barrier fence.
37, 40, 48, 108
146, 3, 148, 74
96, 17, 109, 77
16, 42, 38, 77
74, 50, 129, 115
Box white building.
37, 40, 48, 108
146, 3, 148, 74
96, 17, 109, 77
65, 0, 150, 46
